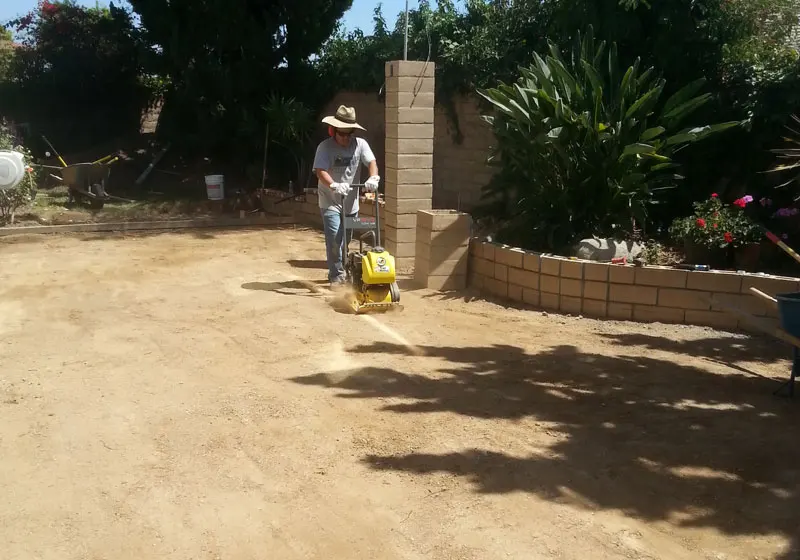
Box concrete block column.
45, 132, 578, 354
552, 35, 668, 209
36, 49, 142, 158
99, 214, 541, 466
384, 60, 435, 270
415, 210, 472, 291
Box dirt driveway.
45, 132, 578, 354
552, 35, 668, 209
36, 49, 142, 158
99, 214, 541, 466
0, 227, 797, 560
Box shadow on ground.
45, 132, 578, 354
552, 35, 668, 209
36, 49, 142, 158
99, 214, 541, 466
287, 259, 328, 270
242, 279, 327, 296
292, 340, 799, 558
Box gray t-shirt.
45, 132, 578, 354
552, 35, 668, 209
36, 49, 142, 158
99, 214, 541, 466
312, 136, 376, 214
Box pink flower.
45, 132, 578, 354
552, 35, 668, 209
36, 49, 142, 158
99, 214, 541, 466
744, 195, 754, 204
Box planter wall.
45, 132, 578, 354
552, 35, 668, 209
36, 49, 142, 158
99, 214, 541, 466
469, 238, 799, 333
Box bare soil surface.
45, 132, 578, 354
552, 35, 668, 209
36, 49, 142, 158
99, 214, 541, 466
0, 227, 797, 560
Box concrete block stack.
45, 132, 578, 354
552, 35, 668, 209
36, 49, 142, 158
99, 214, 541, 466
384, 60, 435, 271
414, 210, 472, 290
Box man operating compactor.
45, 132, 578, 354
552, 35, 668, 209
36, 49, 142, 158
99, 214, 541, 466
312, 104, 380, 289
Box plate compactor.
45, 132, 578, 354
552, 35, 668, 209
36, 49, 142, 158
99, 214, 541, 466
339, 183, 401, 314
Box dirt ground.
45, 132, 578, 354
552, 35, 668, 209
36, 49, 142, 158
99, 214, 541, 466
1, 227, 797, 560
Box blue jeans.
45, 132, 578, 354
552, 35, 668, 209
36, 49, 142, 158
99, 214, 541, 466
321, 208, 357, 283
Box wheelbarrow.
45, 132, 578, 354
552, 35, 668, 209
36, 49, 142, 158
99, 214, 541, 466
60, 161, 114, 209
711, 288, 800, 397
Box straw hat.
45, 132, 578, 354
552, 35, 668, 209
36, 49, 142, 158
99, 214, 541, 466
322, 105, 366, 131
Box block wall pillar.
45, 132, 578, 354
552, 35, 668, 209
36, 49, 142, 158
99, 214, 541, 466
384, 60, 435, 271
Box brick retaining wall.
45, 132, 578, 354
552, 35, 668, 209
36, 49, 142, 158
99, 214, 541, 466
469, 239, 797, 333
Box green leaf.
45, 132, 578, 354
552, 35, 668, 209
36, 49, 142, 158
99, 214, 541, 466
622, 143, 656, 156
662, 78, 707, 116
661, 94, 711, 122
641, 126, 665, 141
625, 83, 664, 120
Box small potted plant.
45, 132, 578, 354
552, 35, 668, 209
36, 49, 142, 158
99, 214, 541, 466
669, 194, 728, 267
726, 195, 763, 271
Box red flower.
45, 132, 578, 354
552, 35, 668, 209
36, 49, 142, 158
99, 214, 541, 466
724, 232, 734, 243
733, 198, 746, 208
713, 223, 718, 229
711, 193, 718, 198
696, 218, 706, 228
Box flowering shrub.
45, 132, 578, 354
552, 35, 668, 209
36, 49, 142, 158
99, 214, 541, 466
0, 121, 38, 225
669, 194, 762, 250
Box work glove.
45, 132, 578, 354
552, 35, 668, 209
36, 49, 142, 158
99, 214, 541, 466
364, 175, 380, 193
330, 182, 351, 196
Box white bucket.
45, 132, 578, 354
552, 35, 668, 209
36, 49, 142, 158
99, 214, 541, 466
0, 150, 26, 191
205, 174, 224, 200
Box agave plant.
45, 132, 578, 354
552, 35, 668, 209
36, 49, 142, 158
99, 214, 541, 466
475, 26, 740, 252
766, 113, 800, 200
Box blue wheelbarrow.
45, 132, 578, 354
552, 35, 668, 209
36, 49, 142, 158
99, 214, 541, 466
711, 288, 800, 397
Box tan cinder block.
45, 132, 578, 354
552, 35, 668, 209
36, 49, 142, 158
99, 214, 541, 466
385, 240, 415, 258
609, 266, 635, 284
483, 243, 497, 262
685, 310, 739, 330
425, 275, 466, 292
582, 299, 608, 317
416, 209, 472, 232
495, 246, 524, 269
561, 260, 584, 280
420, 242, 468, 265
657, 288, 710, 311
468, 273, 485, 290
584, 281, 608, 301
485, 277, 508, 299
385, 137, 434, 154
385, 153, 434, 168
416, 255, 467, 278
508, 267, 539, 290
635, 267, 688, 288
561, 278, 583, 298
508, 284, 523, 302
494, 263, 509, 282
609, 284, 657, 305
540, 293, 559, 310
385, 197, 432, 214
386, 123, 435, 139
386, 167, 433, 185
739, 316, 779, 335
540, 256, 561, 276
385, 91, 436, 110
385, 182, 433, 200
523, 289, 540, 306
686, 271, 742, 293
469, 238, 481, 257
385, 76, 435, 94
608, 303, 633, 320
710, 292, 768, 317
561, 296, 582, 314
385, 225, 416, 244
472, 256, 495, 277
584, 262, 610, 282
633, 305, 685, 324
523, 252, 541, 272
540, 275, 559, 295
385, 107, 435, 124
426, 228, 471, 248
741, 275, 800, 297
386, 60, 435, 78
385, 210, 417, 229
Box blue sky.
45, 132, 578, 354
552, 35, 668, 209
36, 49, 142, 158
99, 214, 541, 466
0, 0, 438, 33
